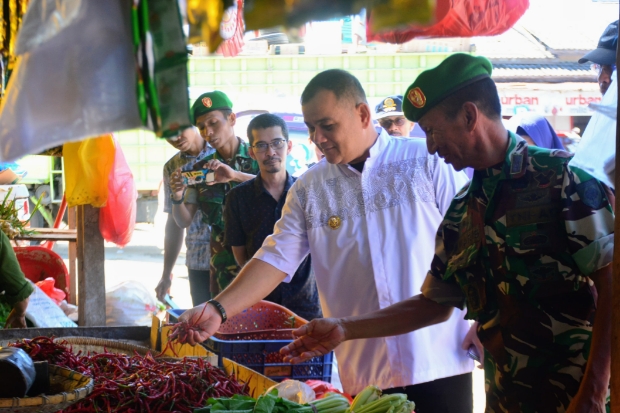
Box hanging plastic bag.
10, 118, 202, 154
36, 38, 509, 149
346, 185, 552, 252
63, 135, 115, 207
0, 0, 141, 162
367, 0, 529, 43
106, 281, 159, 327
570, 70, 617, 190
99, 136, 137, 248
35, 277, 66, 305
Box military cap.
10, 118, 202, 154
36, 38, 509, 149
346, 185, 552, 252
191, 91, 233, 123
375, 95, 404, 119
403, 53, 493, 122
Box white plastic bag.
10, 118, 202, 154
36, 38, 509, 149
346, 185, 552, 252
106, 281, 158, 327
25, 283, 78, 328
0, 0, 142, 162
570, 71, 617, 189
266, 380, 316, 404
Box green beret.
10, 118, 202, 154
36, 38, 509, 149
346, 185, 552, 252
403, 54, 493, 122
191, 91, 233, 123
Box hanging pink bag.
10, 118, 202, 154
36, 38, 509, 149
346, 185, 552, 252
99, 136, 137, 247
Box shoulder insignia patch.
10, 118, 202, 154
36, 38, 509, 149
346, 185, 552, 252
576, 179, 604, 210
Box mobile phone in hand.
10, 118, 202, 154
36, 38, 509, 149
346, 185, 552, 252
181, 170, 215, 185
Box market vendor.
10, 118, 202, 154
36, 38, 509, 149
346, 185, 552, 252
170, 91, 258, 295
180, 70, 474, 413
279, 54, 614, 413
0, 231, 33, 328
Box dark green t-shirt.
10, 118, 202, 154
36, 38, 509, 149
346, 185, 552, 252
0, 231, 34, 306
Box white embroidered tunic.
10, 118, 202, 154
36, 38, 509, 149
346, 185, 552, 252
255, 130, 474, 394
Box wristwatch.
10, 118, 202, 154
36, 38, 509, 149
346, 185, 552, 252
207, 299, 227, 323
170, 193, 184, 205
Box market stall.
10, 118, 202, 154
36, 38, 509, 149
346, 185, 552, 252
1, 0, 619, 412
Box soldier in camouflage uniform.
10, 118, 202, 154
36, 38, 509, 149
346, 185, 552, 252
170, 91, 258, 296
279, 54, 613, 413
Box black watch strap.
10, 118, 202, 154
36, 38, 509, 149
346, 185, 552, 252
207, 299, 227, 323
171, 197, 184, 205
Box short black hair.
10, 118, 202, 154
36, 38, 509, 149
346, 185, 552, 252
436, 78, 502, 120
300, 69, 367, 106
247, 113, 289, 145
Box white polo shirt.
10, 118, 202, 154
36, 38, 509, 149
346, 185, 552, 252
255, 130, 473, 394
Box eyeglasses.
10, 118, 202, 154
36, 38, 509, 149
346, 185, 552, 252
251, 138, 287, 152
591, 63, 616, 76
379, 117, 407, 129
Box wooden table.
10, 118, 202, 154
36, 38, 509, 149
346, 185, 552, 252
14, 228, 77, 242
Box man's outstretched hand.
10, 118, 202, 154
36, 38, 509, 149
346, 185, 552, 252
280, 318, 346, 364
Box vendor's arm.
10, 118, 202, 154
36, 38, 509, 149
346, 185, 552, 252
280, 293, 453, 363
565, 264, 611, 413
5, 296, 29, 329
0, 231, 34, 328
204, 159, 254, 185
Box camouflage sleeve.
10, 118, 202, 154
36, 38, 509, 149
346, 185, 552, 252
563, 165, 615, 276
184, 187, 198, 205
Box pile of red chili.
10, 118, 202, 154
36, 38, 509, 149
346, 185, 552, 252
10, 336, 248, 413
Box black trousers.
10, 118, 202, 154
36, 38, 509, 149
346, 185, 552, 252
382, 372, 473, 413
187, 269, 211, 306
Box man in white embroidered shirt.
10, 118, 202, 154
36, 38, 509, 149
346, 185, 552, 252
179, 69, 474, 413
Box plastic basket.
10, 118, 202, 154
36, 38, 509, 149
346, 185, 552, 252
168, 301, 333, 383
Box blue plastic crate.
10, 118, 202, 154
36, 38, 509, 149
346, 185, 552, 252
167, 308, 333, 382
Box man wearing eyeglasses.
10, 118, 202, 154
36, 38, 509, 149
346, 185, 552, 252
578, 20, 617, 96
170, 91, 259, 296
157, 126, 215, 306
223, 113, 322, 320
375, 95, 415, 137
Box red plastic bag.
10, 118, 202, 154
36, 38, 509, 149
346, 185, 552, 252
305, 380, 353, 403
35, 277, 66, 305
368, 0, 529, 43
99, 137, 137, 247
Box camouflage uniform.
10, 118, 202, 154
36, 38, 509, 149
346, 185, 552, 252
184, 138, 258, 294
422, 132, 614, 413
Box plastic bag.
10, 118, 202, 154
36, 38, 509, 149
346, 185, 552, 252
63, 135, 115, 207
368, 0, 529, 43
266, 380, 315, 404
305, 380, 353, 403
35, 278, 66, 305
25, 282, 78, 328
106, 281, 159, 327
0, 0, 142, 162
570, 70, 617, 190
99, 136, 137, 247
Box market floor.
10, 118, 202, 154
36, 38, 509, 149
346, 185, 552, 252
52, 208, 486, 413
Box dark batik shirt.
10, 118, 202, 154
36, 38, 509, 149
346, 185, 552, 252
422, 132, 615, 413
224, 172, 322, 320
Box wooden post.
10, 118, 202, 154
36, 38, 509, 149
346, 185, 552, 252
76, 205, 106, 326
612, 24, 620, 412
68, 206, 77, 305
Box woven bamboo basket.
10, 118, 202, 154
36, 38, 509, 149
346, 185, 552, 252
56, 337, 153, 356
0, 365, 93, 413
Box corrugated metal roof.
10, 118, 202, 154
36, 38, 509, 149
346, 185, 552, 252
492, 62, 599, 83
